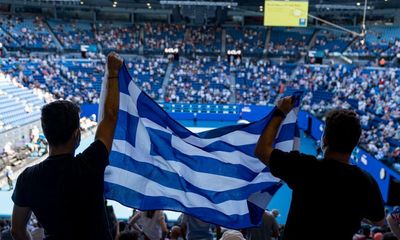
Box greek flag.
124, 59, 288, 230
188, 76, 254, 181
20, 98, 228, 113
103, 64, 301, 229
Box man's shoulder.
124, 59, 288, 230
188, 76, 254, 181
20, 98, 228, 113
272, 149, 318, 161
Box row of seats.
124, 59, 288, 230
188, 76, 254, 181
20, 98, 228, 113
0, 80, 45, 132
1, 15, 399, 57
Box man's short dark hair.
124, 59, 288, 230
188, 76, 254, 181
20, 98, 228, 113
41, 100, 80, 146
324, 109, 361, 153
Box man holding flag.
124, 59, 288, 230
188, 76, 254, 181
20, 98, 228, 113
11, 53, 123, 240
255, 102, 385, 239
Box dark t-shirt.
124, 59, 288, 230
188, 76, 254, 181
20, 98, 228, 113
269, 149, 385, 240
12, 140, 112, 240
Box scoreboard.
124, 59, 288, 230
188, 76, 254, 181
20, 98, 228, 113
264, 0, 309, 27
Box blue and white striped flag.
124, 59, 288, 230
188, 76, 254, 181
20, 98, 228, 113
103, 64, 301, 229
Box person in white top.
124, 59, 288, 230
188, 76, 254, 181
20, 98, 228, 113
129, 210, 168, 240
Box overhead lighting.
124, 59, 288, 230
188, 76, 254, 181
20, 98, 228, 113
356, 2, 361, 6
147, 2, 151, 6
80, 1, 83, 4
227, 5, 231, 8
113, 1, 117, 4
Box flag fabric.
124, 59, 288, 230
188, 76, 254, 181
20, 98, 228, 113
102, 64, 301, 229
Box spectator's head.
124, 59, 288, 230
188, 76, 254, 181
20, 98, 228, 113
361, 225, 371, 237
323, 109, 361, 154
271, 209, 280, 218
117, 231, 139, 240
170, 225, 181, 240
220, 230, 245, 240
41, 100, 80, 148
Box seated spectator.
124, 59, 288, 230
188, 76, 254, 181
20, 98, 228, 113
129, 211, 168, 240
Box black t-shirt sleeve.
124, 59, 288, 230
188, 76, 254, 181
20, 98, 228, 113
11, 169, 30, 207
77, 140, 109, 173
363, 173, 385, 222
269, 149, 316, 189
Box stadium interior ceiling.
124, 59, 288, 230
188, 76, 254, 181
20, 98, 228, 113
0, 0, 399, 26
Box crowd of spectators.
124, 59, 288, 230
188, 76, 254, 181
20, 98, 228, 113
0, 16, 399, 61
49, 20, 95, 50
0, 52, 399, 169
226, 27, 266, 55
1, 207, 399, 240
95, 23, 142, 52
0, 16, 56, 50
166, 57, 232, 104
285, 64, 400, 166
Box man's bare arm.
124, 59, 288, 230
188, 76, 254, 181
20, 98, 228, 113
254, 97, 294, 166
11, 204, 32, 240
96, 52, 123, 153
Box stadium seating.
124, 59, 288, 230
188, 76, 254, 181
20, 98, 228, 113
0, 80, 44, 132
313, 28, 353, 53
226, 26, 266, 55
125, 57, 169, 100
269, 27, 314, 57
48, 19, 95, 51
95, 23, 141, 53
0, 16, 57, 50
166, 58, 232, 104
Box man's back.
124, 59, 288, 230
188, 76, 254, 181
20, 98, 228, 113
269, 149, 385, 240
12, 140, 112, 240
181, 215, 213, 240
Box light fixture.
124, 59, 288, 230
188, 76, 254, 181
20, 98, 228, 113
147, 2, 151, 6
356, 2, 361, 6
80, 1, 83, 4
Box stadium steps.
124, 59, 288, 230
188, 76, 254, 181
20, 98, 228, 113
343, 34, 360, 53
139, 27, 144, 55
221, 28, 226, 55
162, 62, 174, 95
265, 27, 272, 54
0, 26, 21, 49
45, 19, 64, 51
307, 29, 320, 51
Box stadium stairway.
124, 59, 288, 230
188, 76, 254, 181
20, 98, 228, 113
44, 20, 63, 52
229, 72, 236, 104
0, 26, 20, 51
139, 27, 144, 55
265, 27, 272, 52
307, 29, 320, 51
343, 34, 360, 54
221, 28, 226, 54
162, 62, 174, 95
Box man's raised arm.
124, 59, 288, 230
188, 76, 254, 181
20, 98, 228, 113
254, 97, 294, 166
96, 52, 123, 153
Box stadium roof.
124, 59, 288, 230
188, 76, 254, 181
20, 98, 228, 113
3, 0, 399, 10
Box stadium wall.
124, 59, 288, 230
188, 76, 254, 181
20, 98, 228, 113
80, 103, 398, 203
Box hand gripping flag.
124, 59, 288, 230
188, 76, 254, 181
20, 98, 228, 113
101, 63, 301, 229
